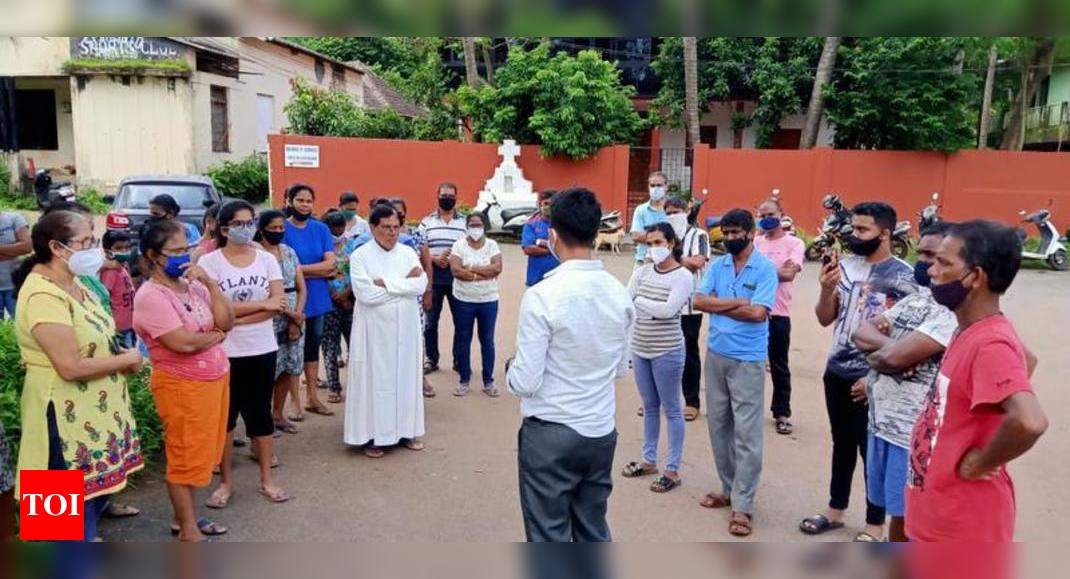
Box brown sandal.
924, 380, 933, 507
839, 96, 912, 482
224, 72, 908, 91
326, 393, 344, 404
683, 406, 699, 422
305, 404, 334, 416
364, 445, 385, 458
700, 493, 731, 509
729, 512, 753, 537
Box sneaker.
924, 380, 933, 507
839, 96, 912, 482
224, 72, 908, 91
453, 383, 470, 397
483, 385, 500, 398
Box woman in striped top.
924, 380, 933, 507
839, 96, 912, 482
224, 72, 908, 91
621, 222, 694, 493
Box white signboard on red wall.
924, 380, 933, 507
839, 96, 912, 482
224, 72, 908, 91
284, 144, 320, 168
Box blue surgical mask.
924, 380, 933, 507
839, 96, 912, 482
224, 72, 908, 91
913, 260, 933, 287
163, 253, 191, 278
649, 186, 666, 202
548, 229, 560, 262
759, 216, 781, 231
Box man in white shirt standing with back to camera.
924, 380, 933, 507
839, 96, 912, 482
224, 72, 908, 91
507, 187, 635, 543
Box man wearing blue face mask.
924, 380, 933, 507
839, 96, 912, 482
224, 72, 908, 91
848, 222, 958, 542
630, 172, 669, 265
753, 198, 805, 435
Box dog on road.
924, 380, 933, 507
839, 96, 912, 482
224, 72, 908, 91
594, 228, 624, 254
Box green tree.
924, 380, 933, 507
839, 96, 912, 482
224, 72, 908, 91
284, 79, 428, 140
823, 37, 980, 151
457, 43, 643, 159
652, 37, 821, 148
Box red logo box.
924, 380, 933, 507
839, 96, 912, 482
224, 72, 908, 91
19, 470, 85, 541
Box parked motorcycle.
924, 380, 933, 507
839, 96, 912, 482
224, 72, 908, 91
1018, 201, 1068, 271
476, 192, 537, 238
891, 219, 912, 259
805, 194, 852, 261
476, 191, 621, 238
919, 192, 942, 233
33, 169, 76, 210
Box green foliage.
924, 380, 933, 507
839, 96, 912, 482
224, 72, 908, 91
652, 37, 821, 148
206, 153, 270, 204
0, 321, 163, 468
458, 43, 644, 159
287, 37, 413, 70
0, 160, 36, 211
62, 58, 191, 75
824, 37, 980, 151
78, 188, 111, 215
284, 79, 454, 141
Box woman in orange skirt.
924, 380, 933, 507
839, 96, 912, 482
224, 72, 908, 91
133, 220, 234, 541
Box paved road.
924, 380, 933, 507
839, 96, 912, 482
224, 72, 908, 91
103, 244, 1070, 541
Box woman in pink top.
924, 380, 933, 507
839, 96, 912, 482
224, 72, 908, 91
133, 219, 234, 541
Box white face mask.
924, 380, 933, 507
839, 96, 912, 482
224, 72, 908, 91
648, 245, 672, 265
467, 227, 485, 241
667, 213, 688, 239
649, 185, 666, 202
61, 245, 105, 277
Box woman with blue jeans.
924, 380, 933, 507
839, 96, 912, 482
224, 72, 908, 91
622, 222, 693, 493
448, 214, 502, 397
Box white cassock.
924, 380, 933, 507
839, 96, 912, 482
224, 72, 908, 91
344, 239, 428, 446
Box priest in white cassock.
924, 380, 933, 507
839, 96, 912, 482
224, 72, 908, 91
345, 204, 428, 457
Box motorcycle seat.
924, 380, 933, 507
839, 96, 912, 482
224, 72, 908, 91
501, 206, 537, 223
705, 215, 723, 228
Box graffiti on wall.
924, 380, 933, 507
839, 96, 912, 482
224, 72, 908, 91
71, 37, 186, 60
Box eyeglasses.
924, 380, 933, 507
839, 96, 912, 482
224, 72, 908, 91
63, 237, 99, 250
161, 244, 196, 256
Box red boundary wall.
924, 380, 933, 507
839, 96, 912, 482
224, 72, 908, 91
268, 135, 630, 221
269, 135, 1070, 235
691, 145, 1070, 234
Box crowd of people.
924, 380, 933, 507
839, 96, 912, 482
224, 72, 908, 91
0, 170, 1051, 544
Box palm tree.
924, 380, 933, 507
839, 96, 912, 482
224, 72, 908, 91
978, 42, 998, 149
1001, 37, 1056, 151
800, 36, 841, 149
463, 37, 480, 87
683, 37, 700, 148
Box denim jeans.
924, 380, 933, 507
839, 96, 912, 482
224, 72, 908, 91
453, 299, 498, 385
0, 289, 14, 319
633, 347, 685, 472
424, 284, 459, 367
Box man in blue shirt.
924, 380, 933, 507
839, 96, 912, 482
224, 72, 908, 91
693, 208, 778, 538
629, 171, 669, 264
520, 189, 559, 286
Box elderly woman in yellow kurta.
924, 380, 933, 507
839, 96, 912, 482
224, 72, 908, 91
12, 210, 144, 541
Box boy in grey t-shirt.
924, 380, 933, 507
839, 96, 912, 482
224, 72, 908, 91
0, 212, 30, 318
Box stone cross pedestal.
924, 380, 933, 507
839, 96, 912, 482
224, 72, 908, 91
477, 139, 535, 208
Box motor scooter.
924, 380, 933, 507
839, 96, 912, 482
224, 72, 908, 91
1018, 201, 1068, 271
33, 169, 76, 210
475, 191, 537, 238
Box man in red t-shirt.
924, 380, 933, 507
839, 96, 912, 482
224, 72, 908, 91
905, 220, 1047, 542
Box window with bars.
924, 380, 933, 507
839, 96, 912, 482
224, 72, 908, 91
210, 85, 229, 152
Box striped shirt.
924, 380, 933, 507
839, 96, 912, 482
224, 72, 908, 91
418, 210, 466, 285
627, 263, 694, 359
680, 226, 711, 316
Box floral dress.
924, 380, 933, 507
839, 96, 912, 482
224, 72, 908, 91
14, 273, 143, 499
274, 244, 305, 379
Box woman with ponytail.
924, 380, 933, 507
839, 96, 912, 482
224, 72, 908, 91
621, 221, 692, 494
12, 210, 145, 541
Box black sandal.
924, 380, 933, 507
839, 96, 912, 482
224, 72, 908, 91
650, 475, 681, 493
799, 514, 845, 535
775, 418, 793, 435
621, 461, 658, 478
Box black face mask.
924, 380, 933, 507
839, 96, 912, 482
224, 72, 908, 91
291, 210, 310, 223
846, 234, 882, 256
262, 230, 285, 245
438, 197, 456, 211
725, 238, 749, 256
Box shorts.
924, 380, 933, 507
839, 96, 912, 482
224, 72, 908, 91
226, 351, 278, 438
866, 432, 909, 517
303, 314, 326, 363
